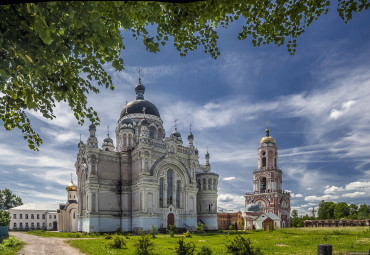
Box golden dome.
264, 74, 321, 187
66, 181, 77, 191
260, 127, 276, 144
260, 136, 276, 144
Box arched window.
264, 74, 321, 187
197, 179, 201, 189
149, 126, 156, 139
213, 179, 217, 190
176, 180, 180, 208
260, 177, 266, 192
159, 178, 164, 207
123, 133, 127, 147
167, 170, 173, 205
262, 157, 266, 167
208, 179, 212, 190
203, 179, 206, 190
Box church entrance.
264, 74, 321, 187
167, 213, 174, 227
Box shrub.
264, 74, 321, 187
134, 233, 155, 255
198, 245, 213, 255
1, 237, 21, 248
184, 230, 192, 238
197, 222, 204, 233
226, 235, 263, 255
175, 237, 195, 255
229, 225, 234, 231
106, 234, 127, 249
167, 224, 176, 237
0, 210, 10, 226
150, 225, 157, 238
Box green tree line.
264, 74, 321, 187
291, 201, 369, 227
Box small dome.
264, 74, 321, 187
103, 136, 113, 143
120, 100, 160, 118
188, 132, 194, 140
246, 203, 260, 212
121, 117, 134, 126
66, 181, 77, 191
135, 82, 145, 94
89, 123, 96, 130
172, 128, 181, 138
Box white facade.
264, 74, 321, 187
76, 79, 219, 232
9, 203, 58, 231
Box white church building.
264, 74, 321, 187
75, 78, 219, 232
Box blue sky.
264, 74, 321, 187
1, 8, 369, 216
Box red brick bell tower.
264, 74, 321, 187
244, 128, 291, 228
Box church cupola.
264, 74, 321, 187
188, 132, 194, 147
87, 123, 98, 148
66, 174, 77, 202
135, 78, 145, 100
205, 150, 210, 167
102, 134, 115, 152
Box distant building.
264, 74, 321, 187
217, 211, 242, 230
304, 219, 370, 228
244, 128, 291, 229
57, 177, 78, 232
8, 203, 58, 231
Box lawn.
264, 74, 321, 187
64, 227, 370, 255
27, 230, 99, 238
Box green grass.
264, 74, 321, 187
65, 227, 370, 255
26, 230, 99, 238
0, 236, 24, 255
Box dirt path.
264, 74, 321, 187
10, 232, 85, 255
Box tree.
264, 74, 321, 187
334, 202, 350, 219
175, 238, 196, 255
0, 210, 10, 226
349, 203, 358, 216
0, 189, 23, 210
2, 1, 369, 150
358, 204, 369, 219
318, 201, 336, 219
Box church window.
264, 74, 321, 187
159, 178, 164, 207
167, 170, 173, 205
262, 157, 266, 167
209, 204, 211, 211
208, 179, 212, 190
203, 179, 206, 190
149, 126, 156, 139
176, 180, 181, 208
123, 133, 127, 147
213, 179, 217, 190
73, 212, 76, 219
197, 180, 201, 189
260, 178, 266, 192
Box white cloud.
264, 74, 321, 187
345, 181, 370, 191
218, 193, 245, 212
342, 192, 366, 198
324, 186, 344, 194
330, 100, 356, 120
295, 194, 303, 198
223, 177, 236, 181
304, 195, 339, 202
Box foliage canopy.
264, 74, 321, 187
0, 189, 23, 210
1, 1, 369, 149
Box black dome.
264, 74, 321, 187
120, 100, 160, 119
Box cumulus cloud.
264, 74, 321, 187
324, 186, 344, 194
304, 195, 339, 202
342, 192, 366, 198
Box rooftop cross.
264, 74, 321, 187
138, 67, 142, 82
70, 173, 73, 182
189, 123, 192, 133
174, 118, 178, 129
107, 125, 110, 137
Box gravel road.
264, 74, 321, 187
10, 232, 85, 255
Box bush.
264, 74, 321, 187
167, 224, 176, 237
1, 237, 21, 248
184, 230, 192, 238
226, 235, 263, 255
106, 234, 126, 249
198, 245, 213, 255
197, 222, 204, 233
150, 225, 157, 238
0, 210, 10, 226
134, 233, 155, 255
175, 237, 195, 255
